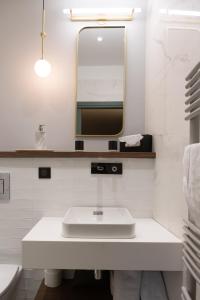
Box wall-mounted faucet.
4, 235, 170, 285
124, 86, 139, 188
91, 163, 123, 175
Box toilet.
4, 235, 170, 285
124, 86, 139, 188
0, 264, 22, 300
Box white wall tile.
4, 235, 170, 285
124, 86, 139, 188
0, 157, 154, 299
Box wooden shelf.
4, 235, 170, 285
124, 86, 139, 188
0, 151, 156, 158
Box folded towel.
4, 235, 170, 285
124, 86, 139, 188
183, 144, 200, 227
140, 272, 168, 300
112, 271, 141, 300
119, 134, 143, 147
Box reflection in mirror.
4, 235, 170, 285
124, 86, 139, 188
76, 26, 125, 136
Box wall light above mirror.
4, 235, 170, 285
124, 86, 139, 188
63, 8, 142, 21
160, 9, 200, 17
76, 26, 126, 136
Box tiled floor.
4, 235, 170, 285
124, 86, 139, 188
35, 271, 113, 300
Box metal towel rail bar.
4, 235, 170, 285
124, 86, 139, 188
183, 257, 200, 286
185, 98, 200, 113
183, 235, 200, 257
183, 218, 200, 300
183, 219, 200, 236
185, 80, 200, 97
186, 62, 200, 81
184, 227, 200, 247
185, 62, 200, 120
185, 90, 200, 105
183, 250, 200, 277
182, 286, 192, 300
185, 71, 200, 89
183, 243, 200, 266
181, 286, 192, 300
185, 108, 200, 121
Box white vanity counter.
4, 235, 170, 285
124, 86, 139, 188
22, 218, 182, 271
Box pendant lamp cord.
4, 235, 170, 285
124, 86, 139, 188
41, 0, 46, 59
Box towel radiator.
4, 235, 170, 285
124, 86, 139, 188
185, 61, 200, 144
183, 61, 200, 300
182, 219, 200, 300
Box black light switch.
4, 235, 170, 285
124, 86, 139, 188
38, 167, 51, 179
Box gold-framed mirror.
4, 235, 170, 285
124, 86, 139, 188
76, 26, 126, 136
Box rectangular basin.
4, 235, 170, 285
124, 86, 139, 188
62, 207, 135, 239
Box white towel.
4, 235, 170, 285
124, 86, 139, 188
183, 144, 200, 227
119, 134, 143, 147
140, 272, 168, 300
112, 271, 141, 300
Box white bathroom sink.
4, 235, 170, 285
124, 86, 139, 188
61, 207, 135, 239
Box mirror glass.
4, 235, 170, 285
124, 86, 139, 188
76, 26, 125, 136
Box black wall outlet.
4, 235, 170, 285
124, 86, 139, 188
38, 167, 51, 179
91, 163, 122, 175
75, 140, 84, 151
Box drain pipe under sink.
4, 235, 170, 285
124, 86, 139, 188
94, 269, 102, 280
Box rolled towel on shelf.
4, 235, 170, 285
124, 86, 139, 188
119, 135, 153, 152
119, 134, 143, 147
112, 271, 142, 300
183, 143, 200, 228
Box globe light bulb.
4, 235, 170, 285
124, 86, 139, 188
34, 59, 51, 78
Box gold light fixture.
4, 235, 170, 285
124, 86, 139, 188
34, 0, 51, 78
63, 8, 142, 21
